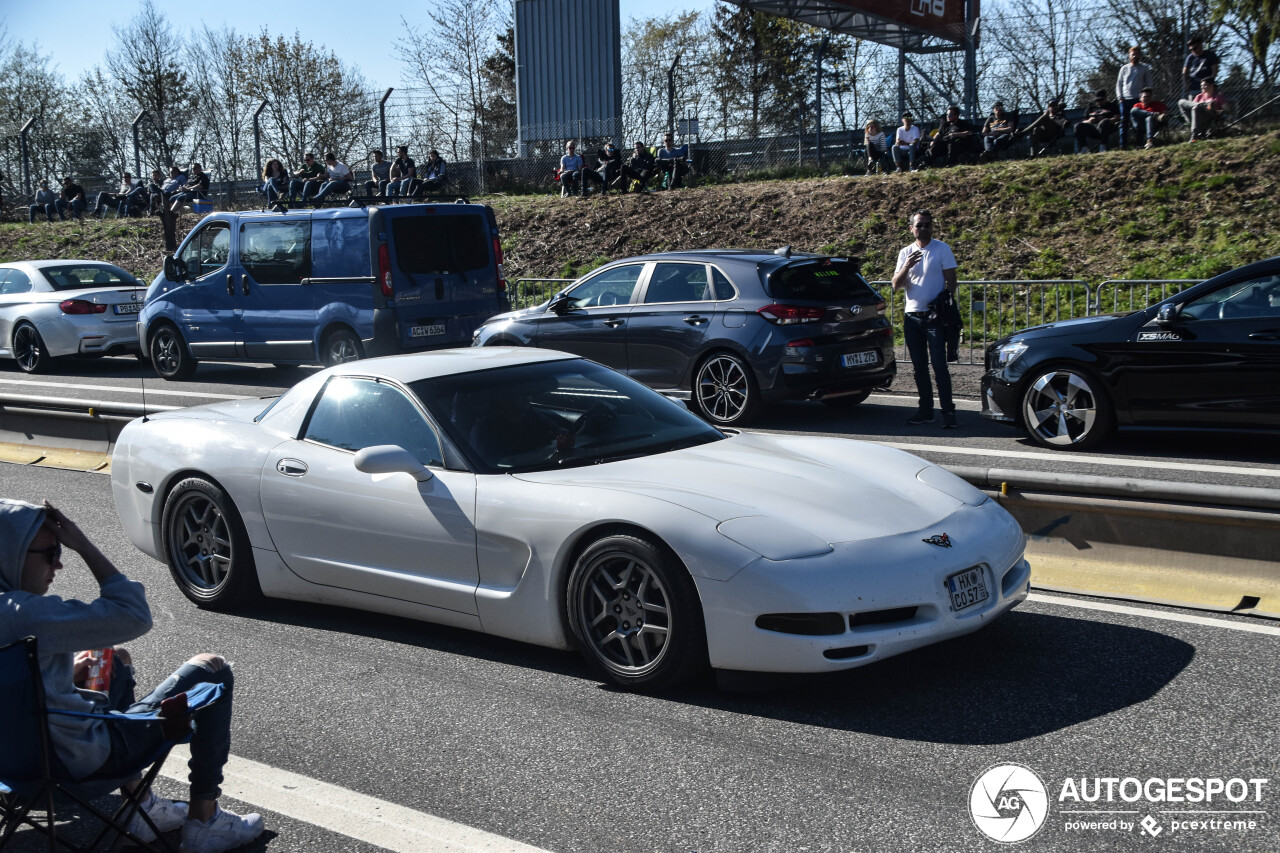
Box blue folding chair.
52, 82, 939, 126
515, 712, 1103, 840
0, 637, 222, 852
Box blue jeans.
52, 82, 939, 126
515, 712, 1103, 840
289, 178, 321, 201
56, 198, 86, 219
903, 311, 953, 415
1117, 99, 1138, 147
262, 178, 286, 203
892, 145, 918, 171
29, 202, 60, 222
311, 179, 350, 202
85, 659, 234, 802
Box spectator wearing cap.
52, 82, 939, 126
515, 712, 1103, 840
1074, 90, 1120, 153
1182, 36, 1219, 97
1130, 87, 1169, 148
978, 102, 1017, 162
892, 112, 923, 172
1018, 100, 1070, 157
29, 179, 62, 223
56, 177, 87, 220
1115, 46, 1153, 148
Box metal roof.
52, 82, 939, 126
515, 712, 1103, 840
724, 0, 971, 52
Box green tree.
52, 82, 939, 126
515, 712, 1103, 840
709, 5, 810, 138
0, 42, 78, 191
1212, 0, 1280, 84
480, 24, 517, 157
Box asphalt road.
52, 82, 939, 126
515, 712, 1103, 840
3, 355, 1279, 492
4, 464, 1278, 852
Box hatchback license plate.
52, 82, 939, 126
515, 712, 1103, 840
841, 350, 878, 368
113, 303, 142, 315
410, 324, 446, 337
946, 567, 989, 612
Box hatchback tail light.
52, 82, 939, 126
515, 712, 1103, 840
378, 244, 392, 297
757, 304, 826, 325
60, 299, 107, 315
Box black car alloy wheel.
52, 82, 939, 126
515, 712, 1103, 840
1021, 366, 1114, 450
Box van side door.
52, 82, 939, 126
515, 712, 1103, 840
169, 220, 236, 358
238, 218, 316, 361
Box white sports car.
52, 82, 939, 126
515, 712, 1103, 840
0, 260, 147, 372
111, 348, 1030, 689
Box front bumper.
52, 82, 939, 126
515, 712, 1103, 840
980, 370, 1021, 425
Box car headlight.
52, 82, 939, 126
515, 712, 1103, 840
995, 341, 1028, 369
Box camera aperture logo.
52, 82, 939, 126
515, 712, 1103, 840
970, 763, 1050, 843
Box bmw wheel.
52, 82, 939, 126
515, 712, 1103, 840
1020, 366, 1114, 450
150, 324, 196, 380
693, 352, 760, 427
322, 328, 362, 367
161, 478, 260, 609
13, 323, 51, 373
566, 533, 706, 690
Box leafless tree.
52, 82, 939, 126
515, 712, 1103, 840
186, 27, 256, 181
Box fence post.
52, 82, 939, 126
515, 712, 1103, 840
253, 100, 268, 176
132, 110, 147, 179
380, 89, 393, 156
667, 52, 682, 136
20, 117, 36, 198
815, 36, 828, 170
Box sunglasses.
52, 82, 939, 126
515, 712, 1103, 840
28, 542, 62, 563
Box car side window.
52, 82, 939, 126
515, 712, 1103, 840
644, 263, 710, 304
1181, 275, 1280, 321
711, 268, 737, 301
566, 264, 643, 309
304, 376, 443, 467
0, 270, 32, 295
179, 222, 231, 279
242, 221, 310, 284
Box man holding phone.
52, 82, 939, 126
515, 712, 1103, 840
892, 210, 959, 428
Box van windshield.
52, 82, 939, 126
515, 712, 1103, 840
393, 214, 489, 274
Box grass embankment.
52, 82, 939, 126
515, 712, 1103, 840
4, 131, 1278, 297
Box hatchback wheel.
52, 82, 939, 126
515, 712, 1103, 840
13, 323, 51, 373
693, 352, 760, 427
1021, 366, 1114, 450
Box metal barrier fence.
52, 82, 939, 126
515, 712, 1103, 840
514, 276, 1207, 366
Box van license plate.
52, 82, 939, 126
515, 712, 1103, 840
946, 567, 989, 612
841, 350, 878, 368
113, 303, 142, 315
410, 324, 446, 337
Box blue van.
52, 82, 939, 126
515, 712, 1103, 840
140, 203, 509, 379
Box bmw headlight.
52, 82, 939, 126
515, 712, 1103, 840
995, 341, 1028, 369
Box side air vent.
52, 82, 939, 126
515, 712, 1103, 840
849, 606, 918, 628
755, 612, 845, 636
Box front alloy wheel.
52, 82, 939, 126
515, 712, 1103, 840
694, 353, 760, 427
161, 478, 259, 609
150, 325, 196, 380
1021, 367, 1114, 450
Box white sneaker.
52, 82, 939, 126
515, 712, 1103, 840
125, 791, 189, 843
179, 806, 265, 853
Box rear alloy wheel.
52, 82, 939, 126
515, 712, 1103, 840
820, 388, 873, 409
13, 323, 51, 373
566, 533, 706, 690
693, 352, 760, 427
322, 328, 362, 367
161, 477, 259, 610
1021, 366, 1114, 450
150, 324, 196, 380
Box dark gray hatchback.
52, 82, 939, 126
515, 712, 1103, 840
472, 249, 896, 426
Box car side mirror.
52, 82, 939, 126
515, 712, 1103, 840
1156, 303, 1180, 326
353, 444, 433, 482
164, 255, 188, 282
548, 292, 572, 314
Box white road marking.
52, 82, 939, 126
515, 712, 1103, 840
0, 378, 242, 400
1028, 592, 1280, 636
162, 745, 553, 853
868, 392, 981, 411
882, 442, 1280, 479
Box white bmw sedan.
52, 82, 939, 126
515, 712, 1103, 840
111, 348, 1030, 689
0, 260, 147, 372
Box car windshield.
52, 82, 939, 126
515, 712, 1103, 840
40, 264, 141, 291
767, 260, 877, 301
411, 359, 724, 474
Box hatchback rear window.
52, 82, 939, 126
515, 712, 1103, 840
40, 264, 141, 291
393, 214, 489, 274
767, 262, 876, 301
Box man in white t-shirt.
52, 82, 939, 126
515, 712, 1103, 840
892, 113, 923, 172
892, 210, 958, 428
311, 152, 353, 203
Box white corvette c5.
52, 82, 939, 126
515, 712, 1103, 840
111, 347, 1029, 689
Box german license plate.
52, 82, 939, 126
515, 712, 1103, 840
841, 350, 879, 368
113, 303, 142, 315
410, 324, 446, 337
946, 567, 989, 612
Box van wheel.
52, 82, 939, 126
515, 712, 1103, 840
322, 329, 362, 367
150, 324, 196, 380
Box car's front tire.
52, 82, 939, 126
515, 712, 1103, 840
150, 323, 196, 380
692, 352, 760, 427
566, 533, 706, 690
161, 477, 260, 610
1020, 365, 1114, 450
322, 328, 362, 367
13, 323, 52, 373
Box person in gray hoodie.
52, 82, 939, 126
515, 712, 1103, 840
0, 498, 265, 853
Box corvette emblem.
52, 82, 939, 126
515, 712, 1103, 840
923, 533, 952, 548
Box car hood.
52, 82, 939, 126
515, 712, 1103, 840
484, 304, 545, 325
1002, 311, 1139, 342
514, 432, 977, 545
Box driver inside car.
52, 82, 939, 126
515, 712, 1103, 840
467, 382, 576, 465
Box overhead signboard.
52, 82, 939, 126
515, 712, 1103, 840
726, 0, 974, 51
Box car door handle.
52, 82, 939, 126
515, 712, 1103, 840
1247, 331, 1280, 340
603, 318, 626, 328
226, 274, 233, 296
683, 315, 709, 325
241, 274, 250, 295
276, 459, 309, 477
